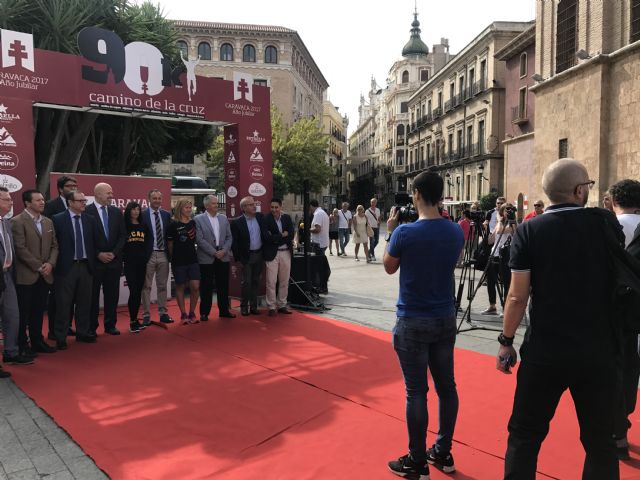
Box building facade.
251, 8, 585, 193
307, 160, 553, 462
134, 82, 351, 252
323, 97, 348, 210
405, 22, 532, 212
496, 24, 536, 218
530, 0, 640, 205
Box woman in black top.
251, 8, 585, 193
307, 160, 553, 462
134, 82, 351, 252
123, 202, 151, 333
167, 199, 200, 324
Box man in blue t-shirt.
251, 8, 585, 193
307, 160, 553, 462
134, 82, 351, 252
384, 171, 464, 478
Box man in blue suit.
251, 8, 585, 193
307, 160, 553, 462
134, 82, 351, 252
52, 191, 99, 349
140, 189, 173, 325
195, 194, 235, 321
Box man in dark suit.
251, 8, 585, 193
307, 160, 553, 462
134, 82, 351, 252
44, 174, 77, 340
52, 191, 98, 349
140, 189, 173, 325
231, 196, 264, 316
195, 194, 235, 321
85, 183, 126, 335
262, 198, 294, 316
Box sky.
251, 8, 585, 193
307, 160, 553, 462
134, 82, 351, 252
156, 0, 535, 134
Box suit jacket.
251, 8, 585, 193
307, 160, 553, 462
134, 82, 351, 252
11, 211, 58, 285
44, 197, 66, 218
52, 211, 98, 277
231, 213, 264, 264
0, 217, 16, 284
141, 207, 171, 258
85, 202, 126, 267
262, 213, 294, 262
194, 212, 232, 263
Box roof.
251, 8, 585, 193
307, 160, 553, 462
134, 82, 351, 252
402, 13, 429, 57
494, 22, 536, 60
172, 20, 295, 34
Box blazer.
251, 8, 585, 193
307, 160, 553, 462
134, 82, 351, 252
43, 197, 66, 218
11, 211, 58, 285
262, 213, 294, 262
0, 217, 16, 282
194, 212, 232, 263
231, 213, 264, 264
85, 202, 126, 267
52, 211, 98, 277
141, 207, 171, 258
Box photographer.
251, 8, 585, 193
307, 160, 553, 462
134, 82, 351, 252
482, 203, 516, 316
384, 171, 464, 478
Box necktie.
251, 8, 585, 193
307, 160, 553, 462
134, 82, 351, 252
100, 205, 109, 241
74, 215, 85, 259
154, 211, 164, 249
1, 220, 11, 269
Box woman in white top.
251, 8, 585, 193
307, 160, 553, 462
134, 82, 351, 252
482, 203, 516, 315
352, 205, 371, 262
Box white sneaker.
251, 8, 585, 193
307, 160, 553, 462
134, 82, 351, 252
481, 308, 498, 316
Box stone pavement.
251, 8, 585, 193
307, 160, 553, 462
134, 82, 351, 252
0, 222, 522, 478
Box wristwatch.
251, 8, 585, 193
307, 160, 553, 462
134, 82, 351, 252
497, 333, 515, 347
385, 230, 393, 242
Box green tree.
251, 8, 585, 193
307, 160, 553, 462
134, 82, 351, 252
480, 191, 500, 211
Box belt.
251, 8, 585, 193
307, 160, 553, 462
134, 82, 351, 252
154, 249, 165, 252
249, 249, 261, 253
73, 259, 88, 263
278, 247, 289, 251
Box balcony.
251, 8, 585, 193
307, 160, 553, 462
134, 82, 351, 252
433, 107, 442, 118
511, 105, 529, 125
445, 99, 453, 112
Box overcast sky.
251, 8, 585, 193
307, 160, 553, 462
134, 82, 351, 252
156, 0, 535, 133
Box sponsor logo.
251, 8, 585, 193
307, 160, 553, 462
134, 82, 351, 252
249, 147, 263, 162
227, 186, 238, 198
227, 151, 236, 164
0, 104, 20, 123
229, 204, 236, 216
249, 165, 264, 179
0, 127, 16, 147
227, 168, 237, 181
0, 151, 18, 170
233, 71, 254, 103
248, 182, 266, 197
1, 30, 35, 72
246, 130, 265, 144
225, 134, 237, 145
0, 173, 22, 192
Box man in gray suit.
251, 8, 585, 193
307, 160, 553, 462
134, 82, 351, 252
0, 187, 33, 369
195, 195, 235, 321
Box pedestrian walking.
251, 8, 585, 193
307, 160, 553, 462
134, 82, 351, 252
329, 208, 339, 255
352, 205, 371, 262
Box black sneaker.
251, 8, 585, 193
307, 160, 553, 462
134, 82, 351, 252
129, 322, 142, 334
159, 313, 174, 324
142, 316, 151, 327
388, 454, 430, 479
426, 448, 455, 473
3, 354, 34, 365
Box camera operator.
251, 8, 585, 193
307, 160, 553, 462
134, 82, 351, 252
482, 203, 516, 316
384, 171, 464, 478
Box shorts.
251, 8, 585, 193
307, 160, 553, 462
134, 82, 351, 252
329, 231, 339, 240
172, 263, 200, 284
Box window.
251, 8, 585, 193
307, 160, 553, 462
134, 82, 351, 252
438, 92, 443, 110
448, 133, 454, 156
559, 138, 569, 158
519, 87, 527, 118
632, 0, 640, 43
468, 69, 475, 97
243, 45, 256, 62
477, 173, 483, 198
480, 59, 487, 89
478, 120, 485, 154
458, 76, 465, 98
220, 43, 233, 61
400, 102, 408, 113
420, 69, 429, 82
254, 79, 268, 87
197, 42, 211, 60
402, 70, 409, 83
457, 130, 463, 156
449, 83, 455, 102
265, 45, 278, 64
556, 0, 577, 73
176, 41, 188, 58
466, 174, 471, 200
427, 99, 432, 114
466, 125, 473, 156
519, 52, 527, 77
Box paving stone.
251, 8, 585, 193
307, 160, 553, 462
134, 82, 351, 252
41, 471, 74, 480
6, 468, 39, 480
20, 439, 55, 458
63, 457, 107, 480
51, 442, 84, 462
0, 457, 33, 476
31, 453, 67, 475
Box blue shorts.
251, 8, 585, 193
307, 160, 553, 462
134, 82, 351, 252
172, 263, 200, 285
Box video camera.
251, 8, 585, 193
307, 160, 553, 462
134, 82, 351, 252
469, 210, 486, 225
504, 205, 517, 222
393, 193, 418, 223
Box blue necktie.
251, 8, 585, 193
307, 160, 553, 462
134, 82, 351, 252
101, 205, 109, 241
74, 215, 85, 259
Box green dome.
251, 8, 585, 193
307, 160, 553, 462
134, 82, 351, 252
402, 13, 429, 57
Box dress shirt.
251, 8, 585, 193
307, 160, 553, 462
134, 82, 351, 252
207, 212, 220, 248
245, 215, 262, 250
275, 215, 288, 251
25, 209, 43, 235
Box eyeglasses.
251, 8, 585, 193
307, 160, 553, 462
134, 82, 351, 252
575, 180, 595, 190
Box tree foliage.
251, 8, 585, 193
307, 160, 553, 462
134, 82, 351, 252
480, 191, 500, 211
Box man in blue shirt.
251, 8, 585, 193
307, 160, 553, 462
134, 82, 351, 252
384, 171, 464, 479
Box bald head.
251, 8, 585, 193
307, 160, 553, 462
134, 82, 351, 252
93, 182, 113, 206
542, 158, 590, 205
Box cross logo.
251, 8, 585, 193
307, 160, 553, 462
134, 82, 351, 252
233, 71, 253, 103
1, 30, 34, 72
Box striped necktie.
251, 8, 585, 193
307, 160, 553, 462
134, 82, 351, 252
154, 211, 164, 249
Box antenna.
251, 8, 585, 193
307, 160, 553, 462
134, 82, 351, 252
414, 0, 418, 14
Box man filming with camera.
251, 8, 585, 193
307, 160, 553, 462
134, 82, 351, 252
384, 171, 464, 478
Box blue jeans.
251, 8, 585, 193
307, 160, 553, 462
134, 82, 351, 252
393, 316, 458, 463
369, 227, 380, 257
338, 228, 350, 254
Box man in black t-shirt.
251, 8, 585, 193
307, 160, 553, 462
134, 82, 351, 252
496, 158, 621, 479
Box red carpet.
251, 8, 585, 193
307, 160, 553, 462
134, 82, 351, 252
7, 303, 640, 479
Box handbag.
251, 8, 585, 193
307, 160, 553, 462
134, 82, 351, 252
365, 218, 374, 238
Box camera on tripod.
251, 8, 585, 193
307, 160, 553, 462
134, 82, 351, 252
392, 193, 418, 223
469, 210, 485, 225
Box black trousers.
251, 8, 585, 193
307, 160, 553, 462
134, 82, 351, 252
614, 332, 640, 439
241, 251, 263, 309
505, 358, 619, 480
199, 260, 230, 317
55, 262, 92, 341
90, 262, 122, 333
16, 278, 49, 348
124, 257, 147, 323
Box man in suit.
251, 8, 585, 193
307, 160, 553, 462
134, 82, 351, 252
52, 191, 99, 349
141, 189, 173, 325
195, 194, 235, 321
44, 174, 77, 340
231, 196, 264, 316
262, 198, 294, 316
85, 183, 126, 335
0, 187, 33, 371
12, 189, 58, 355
